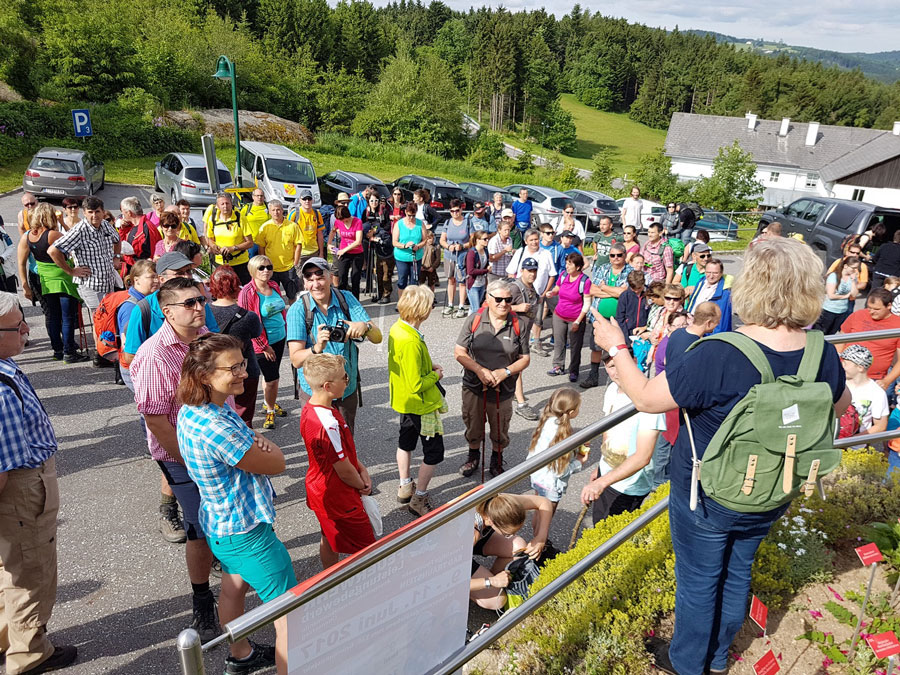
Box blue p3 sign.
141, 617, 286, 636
72, 109, 92, 138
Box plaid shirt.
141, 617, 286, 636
488, 233, 514, 275
0, 358, 57, 471
52, 218, 119, 293
177, 402, 275, 537
590, 262, 634, 312
131, 322, 209, 463
641, 239, 674, 283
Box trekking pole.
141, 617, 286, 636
78, 303, 89, 354
495, 388, 502, 471
481, 387, 487, 485
569, 503, 590, 550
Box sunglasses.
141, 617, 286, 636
664, 296, 682, 301
564, 211, 574, 215
166, 295, 207, 309
541, 230, 553, 235
303, 269, 325, 280
393, 191, 402, 195
257, 265, 273, 272
24, 202, 36, 207
450, 209, 461, 213
697, 253, 710, 259
163, 224, 180, 229
301, 196, 313, 201
215, 359, 248, 376
609, 253, 624, 258
490, 295, 513, 304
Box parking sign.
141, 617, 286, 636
72, 109, 92, 138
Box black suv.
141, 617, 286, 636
390, 174, 466, 223
757, 197, 900, 263
458, 182, 512, 210
318, 170, 390, 206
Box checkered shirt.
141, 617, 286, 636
177, 402, 275, 537
0, 358, 57, 471
130, 322, 209, 463
52, 218, 119, 293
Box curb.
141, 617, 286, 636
0, 187, 23, 199
1, 182, 156, 200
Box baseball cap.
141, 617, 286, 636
841, 344, 873, 369
501, 208, 514, 219
301, 257, 330, 274
156, 252, 193, 274
693, 243, 712, 253
521, 257, 539, 271
474, 201, 485, 209
299, 188, 313, 199
560, 230, 576, 238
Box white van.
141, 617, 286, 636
239, 141, 321, 208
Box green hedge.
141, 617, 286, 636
0, 101, 199, 165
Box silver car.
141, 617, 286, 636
565, 189, 621, 227
23, 148, 105, 199
154, 153, 233, 206
503, 183, 574, 224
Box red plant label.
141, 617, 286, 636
866, 631, 900, 659
753, 649, 780, 675
749, 595, 768, 630
856, 542, 884, 565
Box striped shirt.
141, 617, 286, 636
53, 218, 119, 293
178, 402, 275, 537
131, 322, 209, 463
488, 233, 514, 276
0, 358, 57, 471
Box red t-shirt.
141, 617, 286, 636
840, 309, 900, 380
300, 402, 363, 518
120, 215, 162, 267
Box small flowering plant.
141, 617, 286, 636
767, 506, 834, 588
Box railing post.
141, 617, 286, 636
176, 629, 205, 675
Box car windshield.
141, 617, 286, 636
434, 187, 464, 203
184, 168, 232, 184
32, 157, 79, 174
264, 158, 315, 184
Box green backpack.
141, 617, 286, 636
683, 331, 840, 513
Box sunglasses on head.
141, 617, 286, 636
490, 295, 513, 304
166, 295, 207, 309
303, 268, 325, 280
257, 265, 273, 272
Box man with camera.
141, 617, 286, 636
287, 258, 382, 432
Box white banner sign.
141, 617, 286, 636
287, 510, 473, 674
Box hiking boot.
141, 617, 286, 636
454, 307, 469, 318
489, 453, 504, 478
263, 411, 275, 430
64, 350, 89, 364
92, 354, 114, 368
409, 493, 432, 517
191, 591, 221, 643
514, 403, 539, 421
547, 366, 564, 376
442, 305, 456, 317
159, 504, 187, 544
459, 452, 480, 478
579, 374, 599, 389
397, 480, 416, 503
272, 403, 287, 418
378, 296, 390, 305
645, 637, 678, 675
223, 641, 276, 674
27, 644, 78, 673
52, 351, 63, 361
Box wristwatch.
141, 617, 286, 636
504, 367, 512, 378
608, 344, 628, 358
484, 578, 492, 588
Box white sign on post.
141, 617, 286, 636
287, 509, 473, 675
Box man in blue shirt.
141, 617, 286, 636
0, 293, 78, 673
555, 231, 580, 276
349, 186, 374, 221
121, 252, 219, 363
287, 258, 381, 432
511, 188, 533, 242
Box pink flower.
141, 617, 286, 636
647, 629, 655, 637
810, 610, 824, 619
827, 585, 844, 601
732, 653, 744, 662
777, 652, 783, 660
822, 656, 834, 668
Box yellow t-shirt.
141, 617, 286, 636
257, 219, 302, 272
157, 222, 201, 245
240, 204, 270, 240
289, 208, 324, 256
206, 210, 250, 266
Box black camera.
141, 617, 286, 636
323, 320, 347, 343
221, 250, 236, 263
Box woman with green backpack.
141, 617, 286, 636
588, 237, 851, 675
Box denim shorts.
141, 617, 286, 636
531, 482, 562, 503
207, 523, 297, 603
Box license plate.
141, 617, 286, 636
200, 188, 211, 194
43, 188, 65, 195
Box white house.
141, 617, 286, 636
664, 112, 900, 209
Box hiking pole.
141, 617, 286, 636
494, 388, 502, 474
569, 503, 590, 550
481, 387, 487, 485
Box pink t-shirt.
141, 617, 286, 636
555, 272, 591, 322
333, 218, 363, 255
154, 239, 177, 258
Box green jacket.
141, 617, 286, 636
388, 320, 443, 415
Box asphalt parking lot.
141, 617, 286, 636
0, 184, 745, 673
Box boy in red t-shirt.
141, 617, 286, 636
300, 353, 375, 568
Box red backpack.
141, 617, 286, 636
837, 403, 861, 440
93, 291, 138, 358
470, 306, 520, 336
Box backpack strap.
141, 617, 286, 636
137, 297, 153, 339
0, 373, 25, 414
690, 332, 775, 384
797, 330, 825, 382
220, 307, 247, 335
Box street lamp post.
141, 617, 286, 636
213, 55, 242, 188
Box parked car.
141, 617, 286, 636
695, 211, 739, 240
565, 189, 621, 227
154, 153, 232, 206
758, 197, 900, 264
458, 182, 512, 210
239, 141, 321, 208
390, 175, 466, 224
319, 170, 390, 206
504, 184, 573, 224
615, 198, 665, 230
23, 148, 105, 199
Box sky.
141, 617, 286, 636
427, 0, 900, 54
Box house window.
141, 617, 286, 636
805, 172, 819, 189
852, 188, 866, 202
769, 171, 780, 183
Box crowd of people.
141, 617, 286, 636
2, 184, 900, 675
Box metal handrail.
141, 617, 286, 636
176, 326, 900, 674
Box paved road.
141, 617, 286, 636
0, 185, 744, 673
